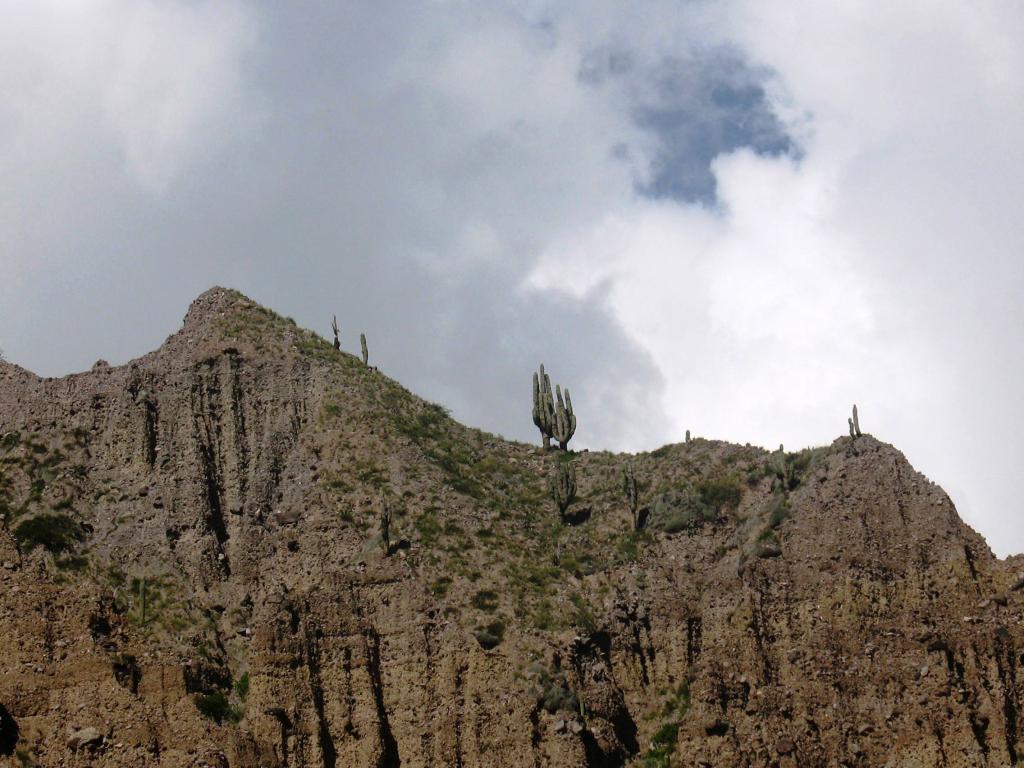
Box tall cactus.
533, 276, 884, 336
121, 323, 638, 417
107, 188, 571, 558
532, 364, 555, 450
331, 315, 340, 350
623, 465, 640, 530
848, 404, 861, 438
550, 461, 577, 519
532, 364, 575, 451
552, 385, 576, 451
360, 333, 369, 366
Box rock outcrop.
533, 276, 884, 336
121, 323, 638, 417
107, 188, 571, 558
0, 287, 1021, 767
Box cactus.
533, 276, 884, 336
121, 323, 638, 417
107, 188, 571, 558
552, 385, 576, 451
532, 364, 555, 450
533, 364, 576, 451
848, 404, 861, 438
623, 465, 640, 530
773, 444, 787, 486
379, 491, 392, 556
331, 316, 340, 350
685, 429, 691, 444
360, 333, 369, 366
550, 461, 577, 519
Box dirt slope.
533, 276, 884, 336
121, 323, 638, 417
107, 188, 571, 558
1, 287, 1022, 767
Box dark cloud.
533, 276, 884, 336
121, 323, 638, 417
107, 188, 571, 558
0, 2, 670, 450
629, 50, 796, 204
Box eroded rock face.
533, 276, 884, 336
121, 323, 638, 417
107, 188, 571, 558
1, 288, 1022, 767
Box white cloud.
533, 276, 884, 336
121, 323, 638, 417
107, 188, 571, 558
0, 0, 258, 195
530, 2, 1024, 554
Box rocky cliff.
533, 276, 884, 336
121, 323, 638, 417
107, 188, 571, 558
1, 287, 1022, 767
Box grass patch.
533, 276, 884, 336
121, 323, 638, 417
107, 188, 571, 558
234, 672, 250, 701
430, 576, 452, 598
569, 592, 597, 632
616, 530, 651, 563
640, 722, 679, 767
783, 446, 831, 490
648, 475, 744, 534
470, 589, 499, 612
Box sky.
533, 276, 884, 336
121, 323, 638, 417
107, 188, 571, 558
1, 2, 1023, 555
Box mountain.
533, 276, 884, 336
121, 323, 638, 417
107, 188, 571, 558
1, 287, 1022, 767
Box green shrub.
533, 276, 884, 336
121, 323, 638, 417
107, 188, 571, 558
784, 446, 830, 489
648, 475, 744, 534
697, 476, 743, 512
234, 673, 250, 701
474, 620, 506, 650
640, 721, 680, 767
13, 513, 83, 553
647, 489, 714, 533
528, 665, 578, 713
766, 493, 790, 528
194, 692, 240, 724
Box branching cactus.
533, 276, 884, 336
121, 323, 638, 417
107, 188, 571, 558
361, 333, 369, 366
552, 386, 576, 450
532, 364, 576, 451
848, 404, 861, 438
532, 364, 555, 450
550, 461, 577, 520
331, 316, 340, 350
623, 465, 640, 530
379, 491, 392, 556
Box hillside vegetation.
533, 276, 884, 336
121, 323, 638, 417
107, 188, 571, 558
0, 287, 1021, 767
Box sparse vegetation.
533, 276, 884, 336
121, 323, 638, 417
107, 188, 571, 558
528, 663, 579, 714
194, 691, 241, 725
3, 289, 949, 765
549, 461, 577, 520
234, 672, 250, 701
647, 474, 743, 534
640, 722, 679, 767
13, 513, 83, 554
471, 589, 500, 612
474, 619, 506, 649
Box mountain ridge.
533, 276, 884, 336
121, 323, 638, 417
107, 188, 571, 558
1, 287, 1022, 767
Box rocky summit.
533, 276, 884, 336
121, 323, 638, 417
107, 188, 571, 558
1, 287, 1022, 768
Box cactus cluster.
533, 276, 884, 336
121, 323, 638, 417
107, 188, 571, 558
327, 315, 369, 366
848, 404, 861, 438
532, 364, 576, 450
550, 461, 577, 519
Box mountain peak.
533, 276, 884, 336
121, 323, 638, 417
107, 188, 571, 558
181, 286, 254, 330
1, 289, 1020, 767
